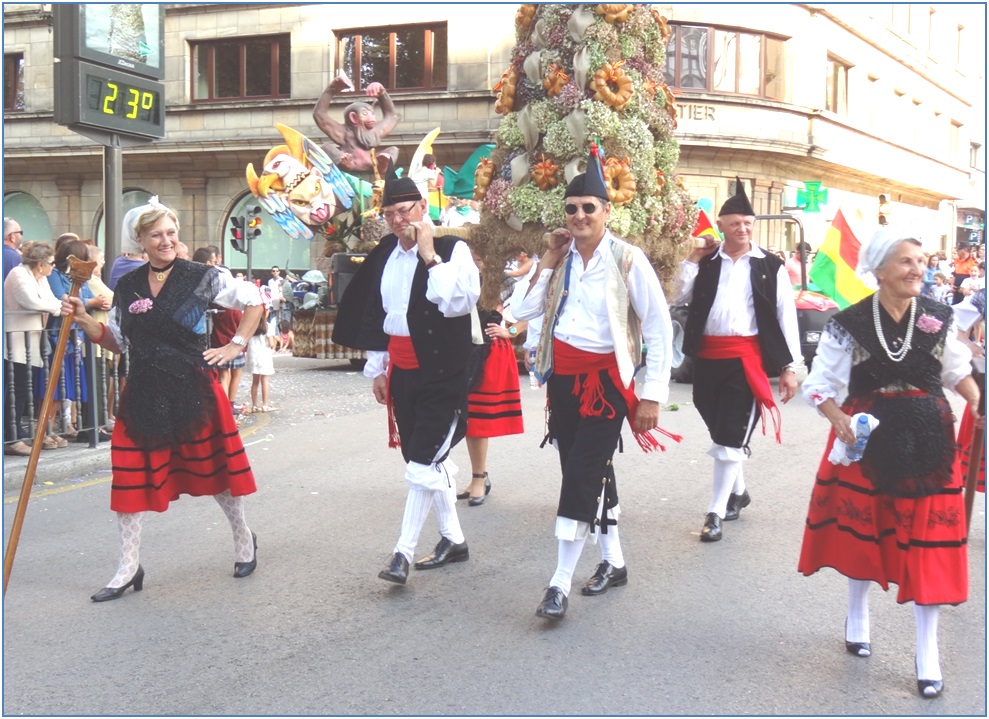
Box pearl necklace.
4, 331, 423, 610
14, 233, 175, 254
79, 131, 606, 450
873, 292, 916, 363
149, 259, 176, 282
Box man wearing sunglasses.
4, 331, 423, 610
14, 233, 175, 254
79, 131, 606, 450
514, 147, 675, 622
678, 178, 802, 543
332, 175, 480, 586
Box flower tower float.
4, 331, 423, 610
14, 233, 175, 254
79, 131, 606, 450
472, 4, 697, 304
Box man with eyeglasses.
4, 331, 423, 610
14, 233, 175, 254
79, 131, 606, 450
677, 178, 801, 543
3, 217, 24, 281
333, 175, 480, 586
513, 145, 675, 622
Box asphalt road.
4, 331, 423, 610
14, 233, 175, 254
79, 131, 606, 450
3, 355, 986, 716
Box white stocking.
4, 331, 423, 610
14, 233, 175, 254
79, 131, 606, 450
432, 486, 465, 544
549, 536, 586, 596
395, 486, 432, 562
914, 604, 941, 682
708, 458, 740, 517
598, 526, 625, 569
731, 462, 746, 495
846, 578, 871, 644
107, 512, 144, 588
214, 490, 254, 563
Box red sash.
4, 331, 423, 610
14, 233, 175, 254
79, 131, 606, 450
553, 339, 682, 452
385, 336, 419, 448
698, 335, 782, 444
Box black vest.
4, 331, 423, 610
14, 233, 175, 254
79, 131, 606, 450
683, 251, 794, 374
331, 234, 472, 379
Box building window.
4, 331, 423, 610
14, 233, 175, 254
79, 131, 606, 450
4, 53, 24, 112
335, 23, 447, 92
825, 55, 850, 115
949, 121, 962, 162
663, 24, 785, 99
970, 142, 982, 171
191, 35, 290, 102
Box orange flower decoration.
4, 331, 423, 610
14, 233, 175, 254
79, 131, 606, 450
655, 170, 666, 195
662, 83, 678, 128
642, 78, 659, 99
516, 4, 537, 31
591, 61, 634, 111
494, 67, 519, 115
530, 155, 560, 191
596, 4, 632, 23
473, 158, 495, 201
651, 10, 672, 44
603, 157, 636, 206
542, 64, 570, 98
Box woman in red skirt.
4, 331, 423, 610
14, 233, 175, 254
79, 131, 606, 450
798, 232, 981, 698
457, 307, 524, 505
60, 198, 266, 601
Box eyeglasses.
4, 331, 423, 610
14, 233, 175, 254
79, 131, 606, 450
45, 259, 55, 265
382, 203, 419, 221
564, 202, 601, 216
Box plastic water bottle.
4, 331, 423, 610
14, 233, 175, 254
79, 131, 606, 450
844, 415, 872, 463
528, 349, 538, 390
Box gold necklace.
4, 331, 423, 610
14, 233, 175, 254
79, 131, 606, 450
149, 259, 176, 282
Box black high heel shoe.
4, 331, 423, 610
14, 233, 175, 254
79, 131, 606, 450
469, 475, 492, 506
91, 565, 144, 602
458, 472, 489, 501
844, 619, 871, 657
234, 532, 258, 578
916, 656, 944, 698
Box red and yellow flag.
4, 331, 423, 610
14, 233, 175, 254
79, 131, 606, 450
692, 208, 720, 242
808, 209, 874, 309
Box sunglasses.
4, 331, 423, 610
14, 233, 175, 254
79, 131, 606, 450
564, 202, 600, 215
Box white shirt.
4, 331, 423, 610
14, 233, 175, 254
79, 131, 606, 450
514, 232, 673, 403
677, 244, 802, 367
363, 239, 480, 378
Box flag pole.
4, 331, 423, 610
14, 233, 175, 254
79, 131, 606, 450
3, 254, 96, 596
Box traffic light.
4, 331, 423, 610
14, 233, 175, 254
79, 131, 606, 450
230, 215, 247, 253
878, 194, 891, 226
246, 204, 263, 240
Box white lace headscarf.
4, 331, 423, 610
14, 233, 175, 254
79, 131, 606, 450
857, 226, 921, 280
121, 196, 175, 254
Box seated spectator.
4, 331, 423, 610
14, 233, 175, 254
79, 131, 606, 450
276, 320, 295, 354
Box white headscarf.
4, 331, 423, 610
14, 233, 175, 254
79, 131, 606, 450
857, 225, 919, 279
121, 195, 168, 253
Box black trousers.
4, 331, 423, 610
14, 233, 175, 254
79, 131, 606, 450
4, 359, 31, 442
692, 357, 758, 449
546, 370, 625, 525
390, 365, 469, 466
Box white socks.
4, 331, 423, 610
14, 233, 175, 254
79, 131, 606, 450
214, 490, 255, 562
549, 536, 587, 596
914, 604, 941, 682
846, 578, 871, 646
432, 485, 465, 545
106, 512, 144, 588
708, 458, 741, 517
395, 486, 433, 562
598, 526, 625, 569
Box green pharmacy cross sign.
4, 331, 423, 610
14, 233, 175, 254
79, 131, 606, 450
797, 182, 828, 213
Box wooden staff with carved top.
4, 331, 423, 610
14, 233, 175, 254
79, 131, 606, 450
3, 254, 97, 596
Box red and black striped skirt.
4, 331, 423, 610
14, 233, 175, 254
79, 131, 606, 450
957, 408, 986, 493
798, 430, 968, 606
467, 338, 524, 438
109, 380, 257, 513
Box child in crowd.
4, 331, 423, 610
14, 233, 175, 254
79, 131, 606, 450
246, 314, 277, 413
276, 320, 294, 354
932, 272, 952, 304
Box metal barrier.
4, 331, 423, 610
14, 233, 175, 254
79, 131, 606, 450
4, 312, 120, 453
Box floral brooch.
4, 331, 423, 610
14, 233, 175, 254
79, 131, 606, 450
128, 298, 153, 314
915, 314, 943, 334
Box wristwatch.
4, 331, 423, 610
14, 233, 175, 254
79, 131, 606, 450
230, 336, 247, 347
509, 326, 518, 336
425, 254, 443, 268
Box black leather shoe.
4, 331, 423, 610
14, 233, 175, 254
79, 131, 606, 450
535, 586, 568, 620
234, 532, 258, 578
845, 640, 872, 657
378, 553, 410, 584
91, 565, 144, 602
917, 679, 944, 698
581, 561, 628, 596
413, 537, 469, 569
723, 489, 751, 521
700, 512, 722, 542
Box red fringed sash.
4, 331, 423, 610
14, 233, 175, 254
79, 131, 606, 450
698, 335, 782, 444
552, 339, 682, 452
385, 336, 419, 448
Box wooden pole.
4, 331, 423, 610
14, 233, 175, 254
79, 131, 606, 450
3, 255, 96, 596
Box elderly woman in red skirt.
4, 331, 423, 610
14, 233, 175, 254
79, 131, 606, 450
798, 229, 981, 698
60, 198, 265, 601
457, 307, 524, 505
